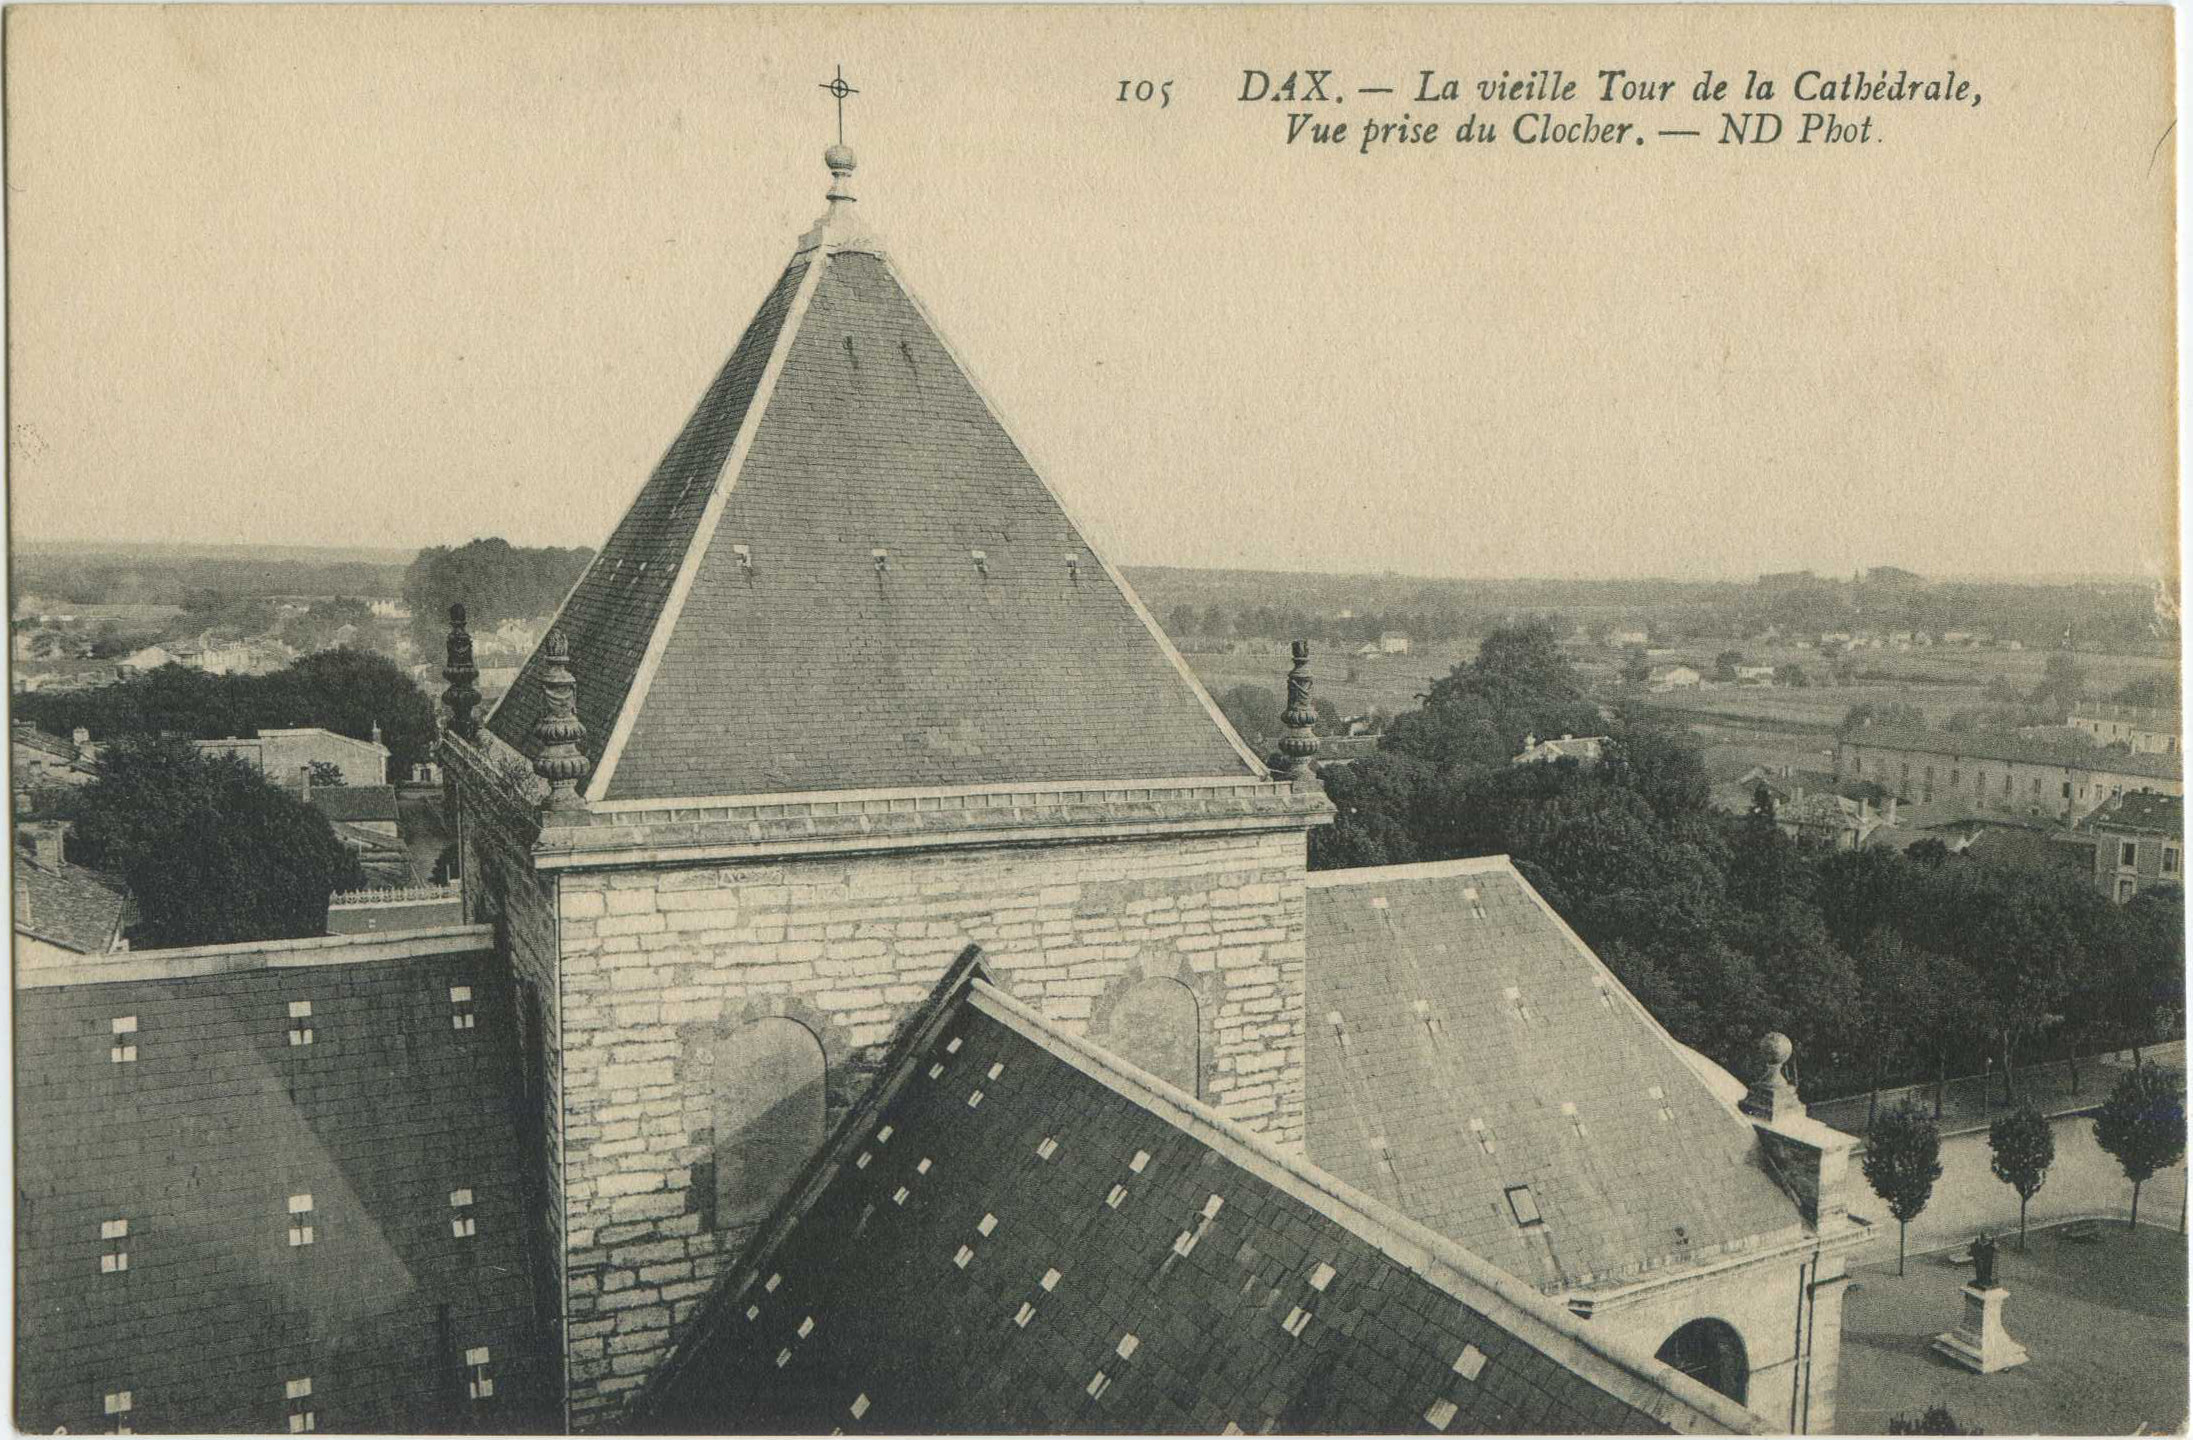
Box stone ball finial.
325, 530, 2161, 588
825, 143, 857, 178
1762, 1031, 1794, 1067
449, 601, 467, 628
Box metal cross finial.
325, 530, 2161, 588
819, 65, 859, 144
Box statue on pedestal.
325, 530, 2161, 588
1971, 1230, 1999, 1289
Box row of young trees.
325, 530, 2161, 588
1862, 1063, 2186, 1277
1314, 623, 2185, 1099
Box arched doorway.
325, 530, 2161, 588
1097, 977, 1200, 1098
1655, 1318, 1748, 1404
711, 1018, 827, 1228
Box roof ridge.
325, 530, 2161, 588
581, 251, 834, 802
1305, 854, 1518, 887
878, 247, 1267, 780
966, 979, 1765, 1435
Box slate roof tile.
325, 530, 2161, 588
15, 946, 548, 1433
486, 242, 1254, 802
635, 950, 1760, 1435
1305, 858, 1804, 1294
13, 852, 131, 955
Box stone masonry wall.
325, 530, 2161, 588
451, 755, 571, 1427
553, 825, 1310, 1428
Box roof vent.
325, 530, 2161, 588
733, 543, 753, 572
872, 548, 890, 573
971, 549, 988, 576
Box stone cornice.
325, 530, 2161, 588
443, 730, 1332, 872
528, 781, 1333, 872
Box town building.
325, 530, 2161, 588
2077, 791, 2185, 903
2069, 702, 2182, 756
1647, 664, 1702, 692
12, 723, 99, 791
1834, 726, 2183, 821
13, 821, 133, 966
1378, 630, 1411, 654
1304, 859, 1866, 1431
196, 725, 391, 787
1515, 732, 1608, 768
1733, 664, 1778, 687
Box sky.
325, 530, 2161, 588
5, 6, 2177, 582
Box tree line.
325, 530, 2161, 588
16, 648, 438, 778
1315, 623, 2185, 1104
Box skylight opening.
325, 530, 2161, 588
1309, 1262, 1336, 1292
1453, 1344, 1488, 1380
465, 1347, 493, 1401
1505, 1185, 1543, 1227
287, 1195, 315, 1247
1115, 1333, 1139, 1360
1014, 1301, 1035, 1328
1105, 1185, 1127, 1209
101, 1217, 129, 1273
450, 1188, 477, 1239
1281, 1306, 1313, 1338
977, 1213, 998, 1237
1036, 1136, 1059, 1161
1128, 1150, 1150, 1174
850, 1394, 870, 1420
1426, 1398, 1458, 1431
1040, 1267, 1061, 1291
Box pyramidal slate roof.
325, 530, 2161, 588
488, 154, 1262, 806
633, 948, 1762, 1435
1304, 859, 1807, 1295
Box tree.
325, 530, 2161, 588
1888, 1406, 1980, 1435
67, 736, 364, 949
1380, 622, 1601, 773
1863, 1100, 1944, 1274
1774, 662, 1809, 688
1987, 1105, 2055, 1250
2030, 650, 2089, 715
306, 760, 346, 788
2092, 1064, 2187, 1229
1164, 604, 1198, 640
1839, 700, 1928, 735
402, 538, 592, 658
1714, 649, 1745, 682
2112, 673, 2180, 709
1620, 644, 1652, 686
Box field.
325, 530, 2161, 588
1188, 630, 2179, 792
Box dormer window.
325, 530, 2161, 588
465, 1346, 494, 1401
287, 1001, 314, 1047
110, 1016, 138, 1064
449, 986, 476, 1031
450, 1188, 477, 1238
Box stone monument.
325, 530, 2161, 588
1932, 1230, 2029, 1374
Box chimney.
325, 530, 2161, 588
1886, 795, 1898, 825
371, 719, 383, 747
298, 764, 312, 803
1523, 733, 1538, 752
22, 820, 68, 869
1740, 1032, 1854, 1230
70, 726, 90, 751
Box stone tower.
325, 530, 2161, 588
441, 141, 1331, 1428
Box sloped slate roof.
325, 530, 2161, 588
307, 784, 401, 824
15, 940, 548, 1432
637, 951, 1759, 1435
1304, 859, 1804, 1295
487, 219, 1256, 804
1842, 726, 2183, 782
2086, 790, 2185, 836
13, 852, 131, 954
